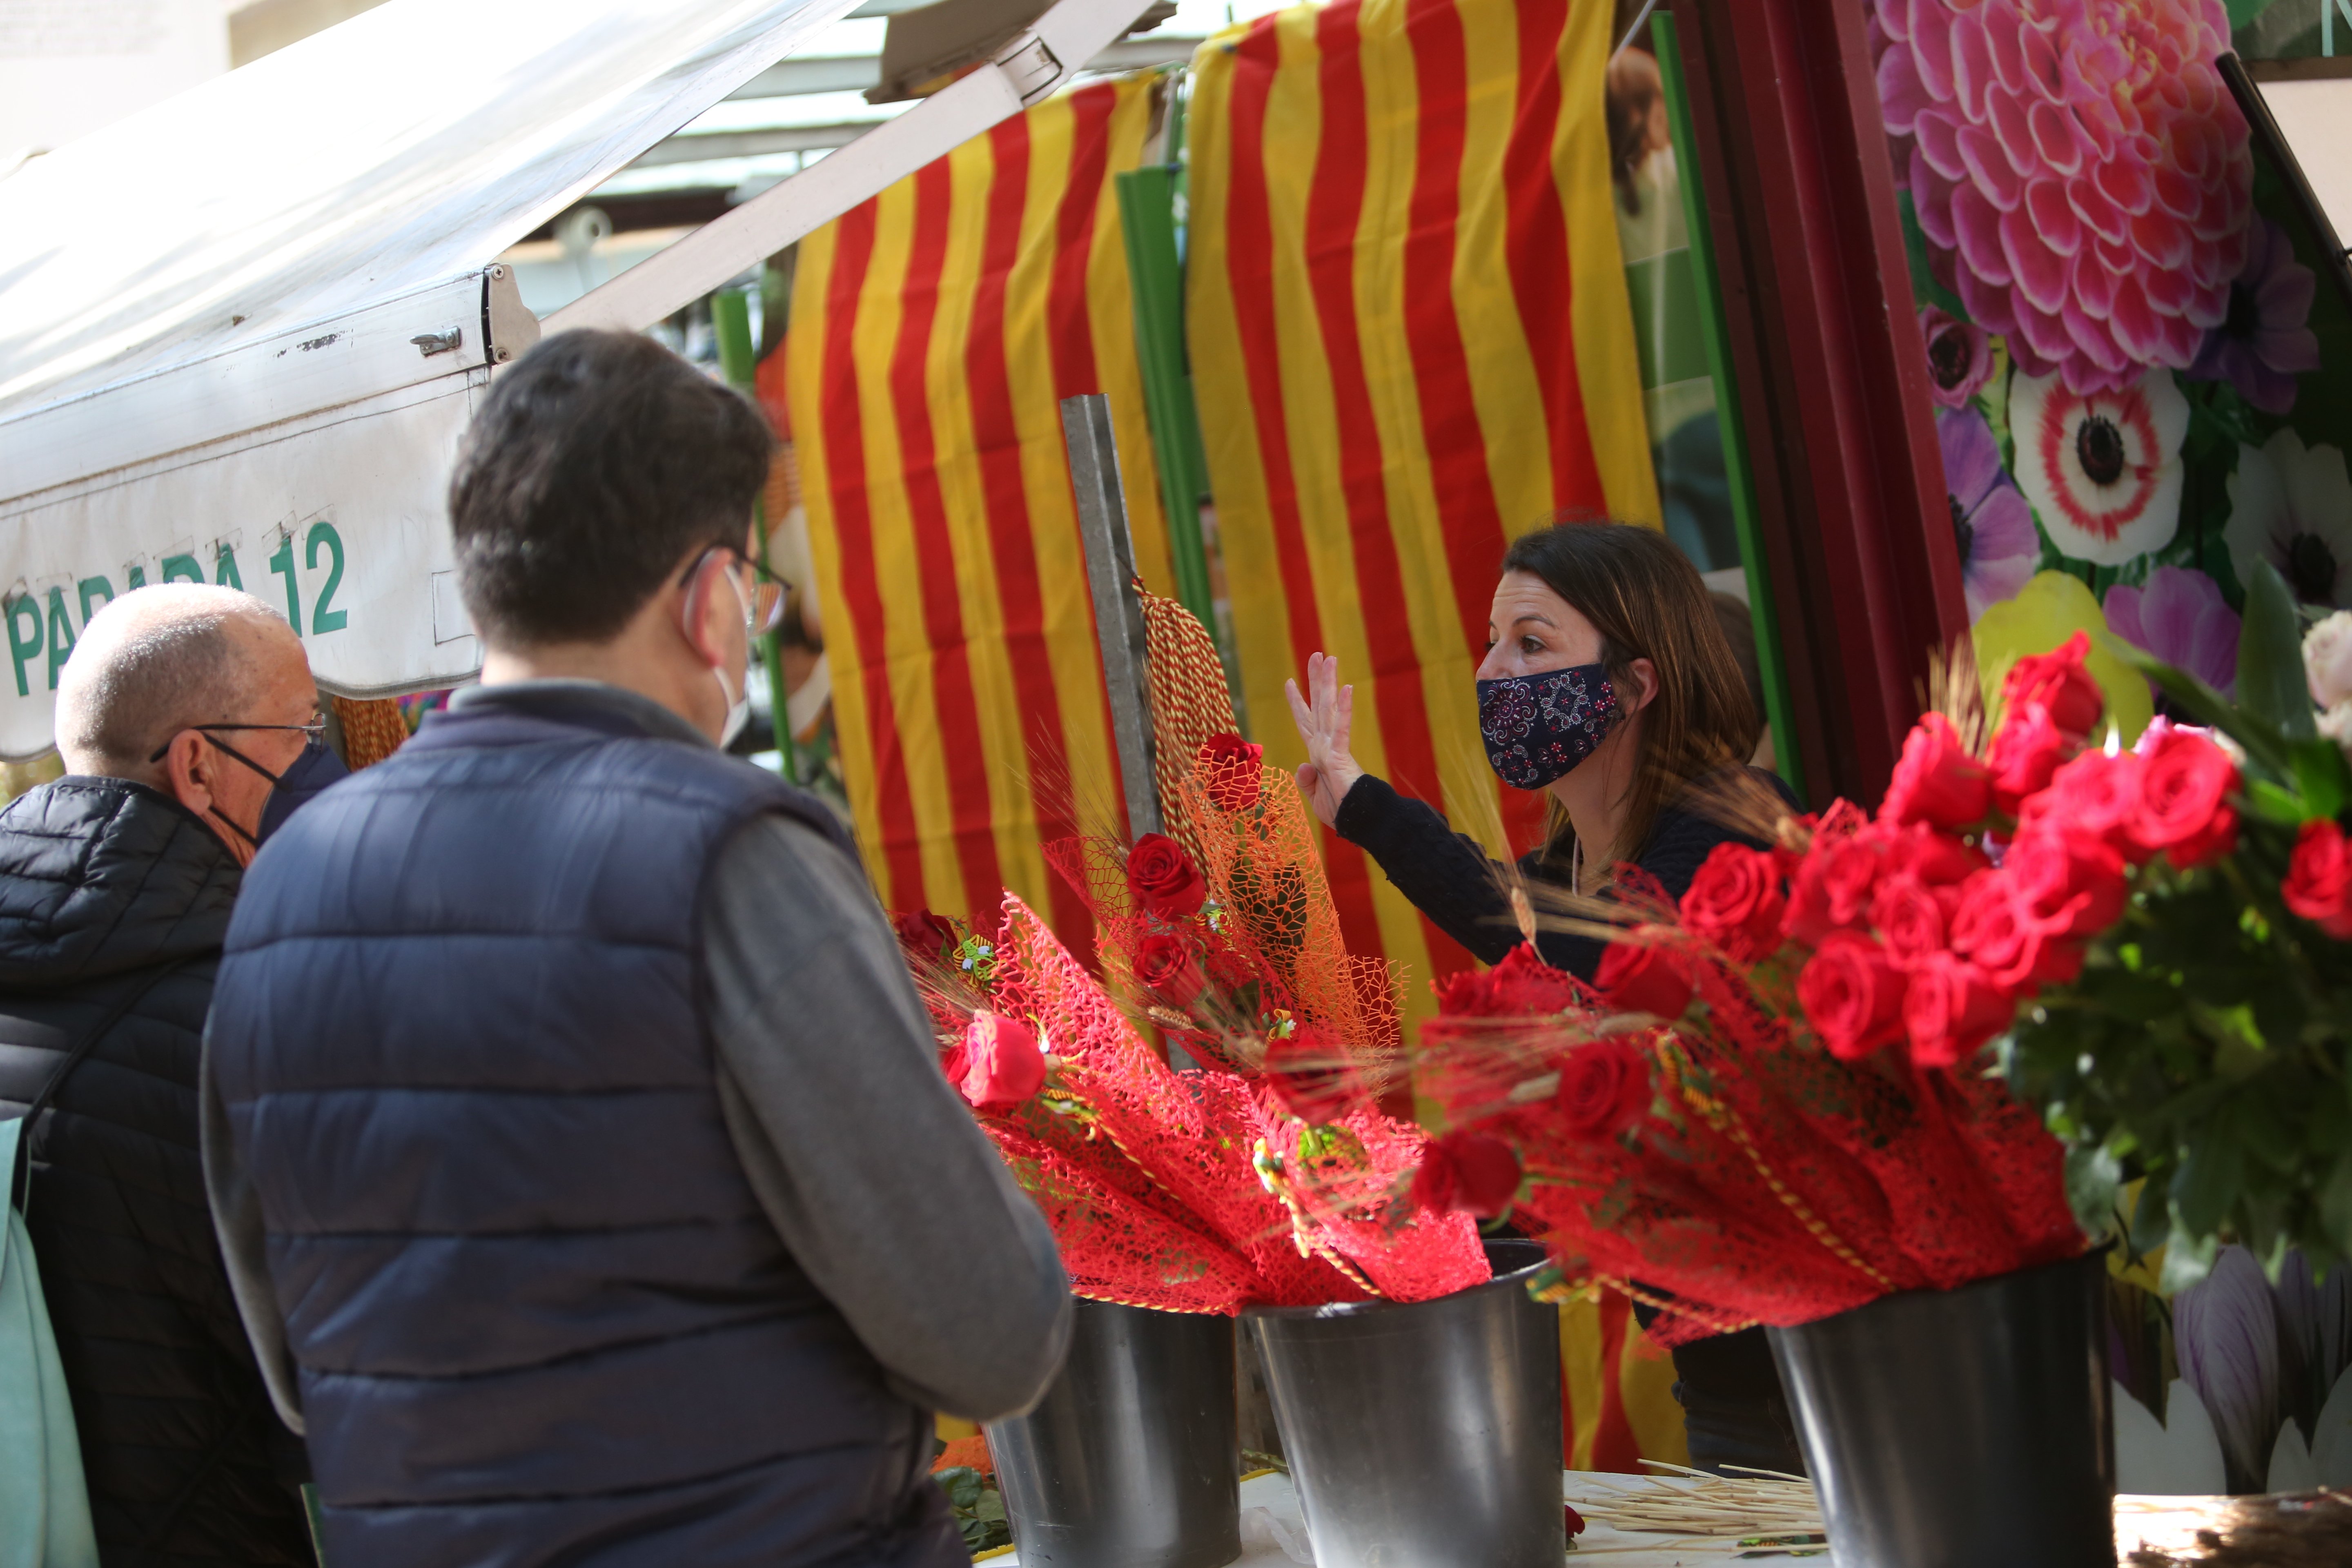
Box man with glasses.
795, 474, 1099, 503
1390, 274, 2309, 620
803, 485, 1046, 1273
0, 584, 317, 1564
202, 330, 1072, 1568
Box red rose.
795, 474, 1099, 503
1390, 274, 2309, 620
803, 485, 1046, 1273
1987, 702, 2073, 815
2001, 632, 2104, 739
1901, 952, 2015, 1069
889, 909, 959, 966
1595, 940, 1693, 1020
1264, 1025, 1365, 1124
1782, 833, 1882, 947
1679, 844, 1788, 963
1881, 713, 1993, 829
1869, 874, 1948, 971
2286, 820, 2352, 938
2025, 749, 2146, 857
2128, 728, 2239, 869
1134, 931, 1207, 1003
1410, 1130, 1522, 1218
1948, 871, 2083, 992
2005, 826, 2127, 938
1795, 931, 1909, 1060
1555, 1038, 1653, 1138
958, 1013, 1045, 1108
1126, 833, 1207, 919
1881, 822, 1989, 888
1435, 943, 1584, 1017
1199, 734, 1265, 812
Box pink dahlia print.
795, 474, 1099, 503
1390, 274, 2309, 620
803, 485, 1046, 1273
1871, 0, 2252, 395
2011, 366, 2188, 565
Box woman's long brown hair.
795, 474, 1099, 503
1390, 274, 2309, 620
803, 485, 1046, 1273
1498, 520, 1762, 868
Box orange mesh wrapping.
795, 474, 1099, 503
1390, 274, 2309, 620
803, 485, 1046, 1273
1137, 586, 1237, 866
332, 697, 409, 770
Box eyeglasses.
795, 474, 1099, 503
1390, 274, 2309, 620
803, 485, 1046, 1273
147, 715, 327, 765
683, 547, 788, 637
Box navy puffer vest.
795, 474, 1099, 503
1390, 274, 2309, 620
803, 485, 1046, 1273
206, 694, 960, 1568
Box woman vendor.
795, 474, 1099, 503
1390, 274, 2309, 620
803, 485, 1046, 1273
1285, 519, 1804, 1476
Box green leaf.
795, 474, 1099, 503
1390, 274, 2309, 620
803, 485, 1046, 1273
2247, 779, 2310, 826
2225, 0, 2283, 26
2158, 1215, 2221, 1294
2291, 738, 2351, 821
2239, 557, 2319, 742
2322, 1150, 2352, 1260
976, 1492, 1007, 1523
2129, 1185, 2173, 1254
2066, 1145, 2124, 1238
2171, 1120, 2247, 1241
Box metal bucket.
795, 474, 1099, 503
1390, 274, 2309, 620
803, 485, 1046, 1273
987, 1300, 1241, 1568
1767, 1249, 2115, 1568
1244, 1239, 1563, 1568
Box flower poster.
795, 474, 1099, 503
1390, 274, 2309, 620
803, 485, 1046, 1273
1867, 0, 2352, 739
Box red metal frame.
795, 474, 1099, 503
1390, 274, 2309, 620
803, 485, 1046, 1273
1672, 0, 1967, 805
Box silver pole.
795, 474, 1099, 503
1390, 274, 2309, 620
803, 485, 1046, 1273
1061, 393, 1162, 841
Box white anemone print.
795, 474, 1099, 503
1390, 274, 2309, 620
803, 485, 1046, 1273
2010, 368, 2189, 567
2225, 429, 2352, 609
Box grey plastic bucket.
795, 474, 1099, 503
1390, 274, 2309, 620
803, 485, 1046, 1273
1767, 1249, 2115, 1568
1244, 1239, 1564, 1568
987, 1299, 1241, 1568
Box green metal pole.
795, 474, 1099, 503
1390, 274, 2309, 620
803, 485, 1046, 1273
710, 286, 802, 783
1653, 12, 1806, 801
1116, 162, 1217, 635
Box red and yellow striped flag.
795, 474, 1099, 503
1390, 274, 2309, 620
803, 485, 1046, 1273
1187, 0, 1659, 1007
787, 76, 1177, 941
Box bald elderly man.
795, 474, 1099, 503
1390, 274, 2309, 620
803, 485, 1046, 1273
0, 585, 318, 1565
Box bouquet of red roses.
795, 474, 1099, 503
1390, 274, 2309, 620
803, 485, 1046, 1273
896, 877, 1486, 1312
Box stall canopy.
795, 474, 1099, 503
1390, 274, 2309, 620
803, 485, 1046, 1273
0, 0, 1152, 760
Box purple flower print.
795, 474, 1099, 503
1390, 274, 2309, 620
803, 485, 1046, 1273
2105, 565, 2240, 699
1938, 406, 2038, 621
2187, 217, 2322, 416
1920, 306, 1994, 409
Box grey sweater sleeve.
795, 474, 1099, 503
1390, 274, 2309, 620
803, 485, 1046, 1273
704, 813, 1073, 1422
198, 1036, 307, 1435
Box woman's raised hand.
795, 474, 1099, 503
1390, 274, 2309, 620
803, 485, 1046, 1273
1284, 652, 1365, 829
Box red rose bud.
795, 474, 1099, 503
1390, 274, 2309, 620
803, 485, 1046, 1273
1987, 701, 2073, 815
1565, 1505, 1586, 1540
1264, 1025, 1366, 1124
1948, 871, 2082, 992
1434, 943, 1584, 1017
958, 1013, 1046, 1109
1411, 1130, 1522, 1218
1199, 733, 1265, 812
889, 908, 959, 965
2026, 748, 2146, 857
1795, 931, 1909, 1060
1555, 1038, 1653, 1138
1134, 931, 1207, 1004
1869, 874, 1948, 971
2005, 826, 2127, 938
2286, 820, 2352, 938
1901, 952, 2015, 1069
2127, 728, 2239, 869
1595, 940, 1692, 1020
1880, 713, 1993, 830
1782, 833, 1882, 947
1126, 832, 1208, 919
1679, 844, 1788, 963
2001, 632, 2104, 739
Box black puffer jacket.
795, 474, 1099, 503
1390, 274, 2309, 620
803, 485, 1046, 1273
0, 778, 312, 1567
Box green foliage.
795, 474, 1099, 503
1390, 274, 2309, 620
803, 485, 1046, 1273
2225, 0, 2282, 26
2238, 558, 2318, 742
2008, 607, 2352, 1286
935, 1466, 1011, 1555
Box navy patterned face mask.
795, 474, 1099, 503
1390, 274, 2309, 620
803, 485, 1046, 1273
1477, 663, 1623, 791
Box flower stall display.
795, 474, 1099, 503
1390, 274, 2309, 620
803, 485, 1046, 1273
1868, 0, 2352, 733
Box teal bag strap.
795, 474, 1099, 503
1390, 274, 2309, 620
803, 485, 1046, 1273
1, 959, 194, 1568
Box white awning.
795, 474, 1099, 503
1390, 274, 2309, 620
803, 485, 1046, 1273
0, 0, 1155, 760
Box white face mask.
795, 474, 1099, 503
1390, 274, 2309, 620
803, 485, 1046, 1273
712, 567, 754, 749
